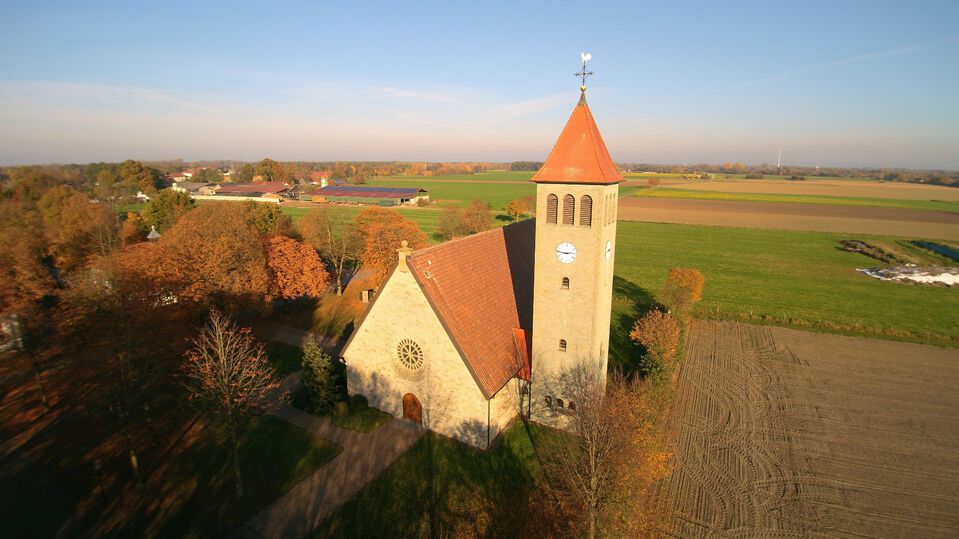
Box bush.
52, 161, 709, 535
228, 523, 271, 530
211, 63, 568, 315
333, 401, 349, 417
658, 268, 704, 317
301, 341, 340, 414
744, 173, 764, 179
629, 309, 681, 377
416, 198, 430, 207
350, 393, 369, 412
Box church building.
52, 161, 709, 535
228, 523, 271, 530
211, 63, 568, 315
342, 87, 622, 448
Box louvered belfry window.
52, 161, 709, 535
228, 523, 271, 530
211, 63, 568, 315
546, 194, 558, 224
562, 194, 575, 225
580, 195, 592, 227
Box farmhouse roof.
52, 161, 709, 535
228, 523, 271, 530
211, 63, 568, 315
407, 219, 535, 398
217, 182, 290, 195
531, 94, 623, 185
315, 186, 424, 198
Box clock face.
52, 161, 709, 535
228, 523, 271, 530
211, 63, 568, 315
556, 242, 577, 264
605, 240, 612, 260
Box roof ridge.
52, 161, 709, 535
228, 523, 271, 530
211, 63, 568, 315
409, 220, 525, 258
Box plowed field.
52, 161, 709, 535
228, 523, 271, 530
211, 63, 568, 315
661, 320, 959, 538
619, 197, 959, 239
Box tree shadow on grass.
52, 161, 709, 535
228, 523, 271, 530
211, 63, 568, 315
609, 276, 658, 376
312, 423, 556, 539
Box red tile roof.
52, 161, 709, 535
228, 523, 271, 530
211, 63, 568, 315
408, 219, 535, 398
531, 94, 624, 185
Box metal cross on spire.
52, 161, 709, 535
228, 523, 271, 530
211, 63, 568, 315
575, 52, 593, 92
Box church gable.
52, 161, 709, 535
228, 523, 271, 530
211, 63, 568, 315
407, 219, 536, 398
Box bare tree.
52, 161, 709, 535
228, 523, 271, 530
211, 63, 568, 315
540, 365, 671, 538
182, 310, 279, 498
299, 209, 362, 295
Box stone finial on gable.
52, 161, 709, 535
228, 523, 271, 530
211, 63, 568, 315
397, 240, 412, 272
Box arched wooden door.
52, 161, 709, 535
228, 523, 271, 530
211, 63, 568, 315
402, 393, 422, 425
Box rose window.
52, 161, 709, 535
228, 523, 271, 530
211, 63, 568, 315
396, 339, 425, 371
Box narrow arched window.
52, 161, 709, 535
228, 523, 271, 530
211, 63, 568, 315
556, 398, 564, 409
562, 194, 575, 225
559, 339, 567, 352
561, 277, 570, 289
580, 195, 592, 227
546, 194, 558, 224
545, 395, 553, 408
568, 401, 576, 411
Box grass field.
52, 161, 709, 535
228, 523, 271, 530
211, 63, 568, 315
608, 222, 959, 363
635, 187, 959, 213
367, 178, 535, 209
381, 171, 534, 182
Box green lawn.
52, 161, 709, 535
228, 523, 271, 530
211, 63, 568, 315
135, 416, 340, 538
312, 423, 557, 538
380, 171, 535, 182
328, 407, 392, 433
281, 205, 518, 242
608, 222, 959, 366
366, 178, 535, 210
635, 187, 959, 213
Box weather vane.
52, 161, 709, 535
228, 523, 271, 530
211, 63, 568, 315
576, 52, 593, 92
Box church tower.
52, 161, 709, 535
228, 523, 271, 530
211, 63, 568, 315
529, 81, 623, 422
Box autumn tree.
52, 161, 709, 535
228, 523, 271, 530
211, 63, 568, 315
193, 167, 223, 183
541, 366, 672, 539
183, 310, 279, 498
437, 199, 493, 240
141, 189, 195, 231
505, 196, 534, 219
119, 159, 162, 194
159, 204, 271, 308
37, 187, 117, 274
0, 201, 53, 314
629, 308, 681, 377
119, 212, 147, 245
658, 268, 704, 317
355, 208, 428, 287
265, 235, 330, 299
298, 209, 362, 295
243, 201, 293, 236
300, 341, 340, 414
253, 158, 288, 182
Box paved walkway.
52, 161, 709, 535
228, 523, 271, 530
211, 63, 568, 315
232, 339, 424, 539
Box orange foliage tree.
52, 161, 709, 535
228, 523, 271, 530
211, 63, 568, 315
37, 186, 117, 274
265, 236, 330, 299
542, 367, 673, 538
0, 201, 53, 314
658, 267, 704, 317
158, 204, 271, 308
629, 308, 681, 377
354, 208, 427, 287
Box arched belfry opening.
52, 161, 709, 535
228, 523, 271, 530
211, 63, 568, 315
546, 194, 558, 224
580, 195, 592, 226
562, 194, 575, 225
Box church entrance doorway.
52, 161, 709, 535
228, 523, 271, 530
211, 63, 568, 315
402, 393, 422, 425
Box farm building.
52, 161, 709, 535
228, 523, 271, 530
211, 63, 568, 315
215, 182, 293, 198
304, 186, 429, 206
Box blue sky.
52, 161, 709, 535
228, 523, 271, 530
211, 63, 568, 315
1, 1, 956, 168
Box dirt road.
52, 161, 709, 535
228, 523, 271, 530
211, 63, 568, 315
660, 321, 959, 538
619, 197, 959, 239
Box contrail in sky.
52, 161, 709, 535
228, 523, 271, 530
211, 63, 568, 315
729, 43, 933, 90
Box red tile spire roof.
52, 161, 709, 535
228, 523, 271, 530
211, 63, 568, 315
531, 93, 624, 185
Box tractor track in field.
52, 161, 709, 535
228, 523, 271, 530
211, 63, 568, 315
659, 321, 959, 538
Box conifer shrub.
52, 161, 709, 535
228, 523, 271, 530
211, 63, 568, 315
301, 341, 339, 415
